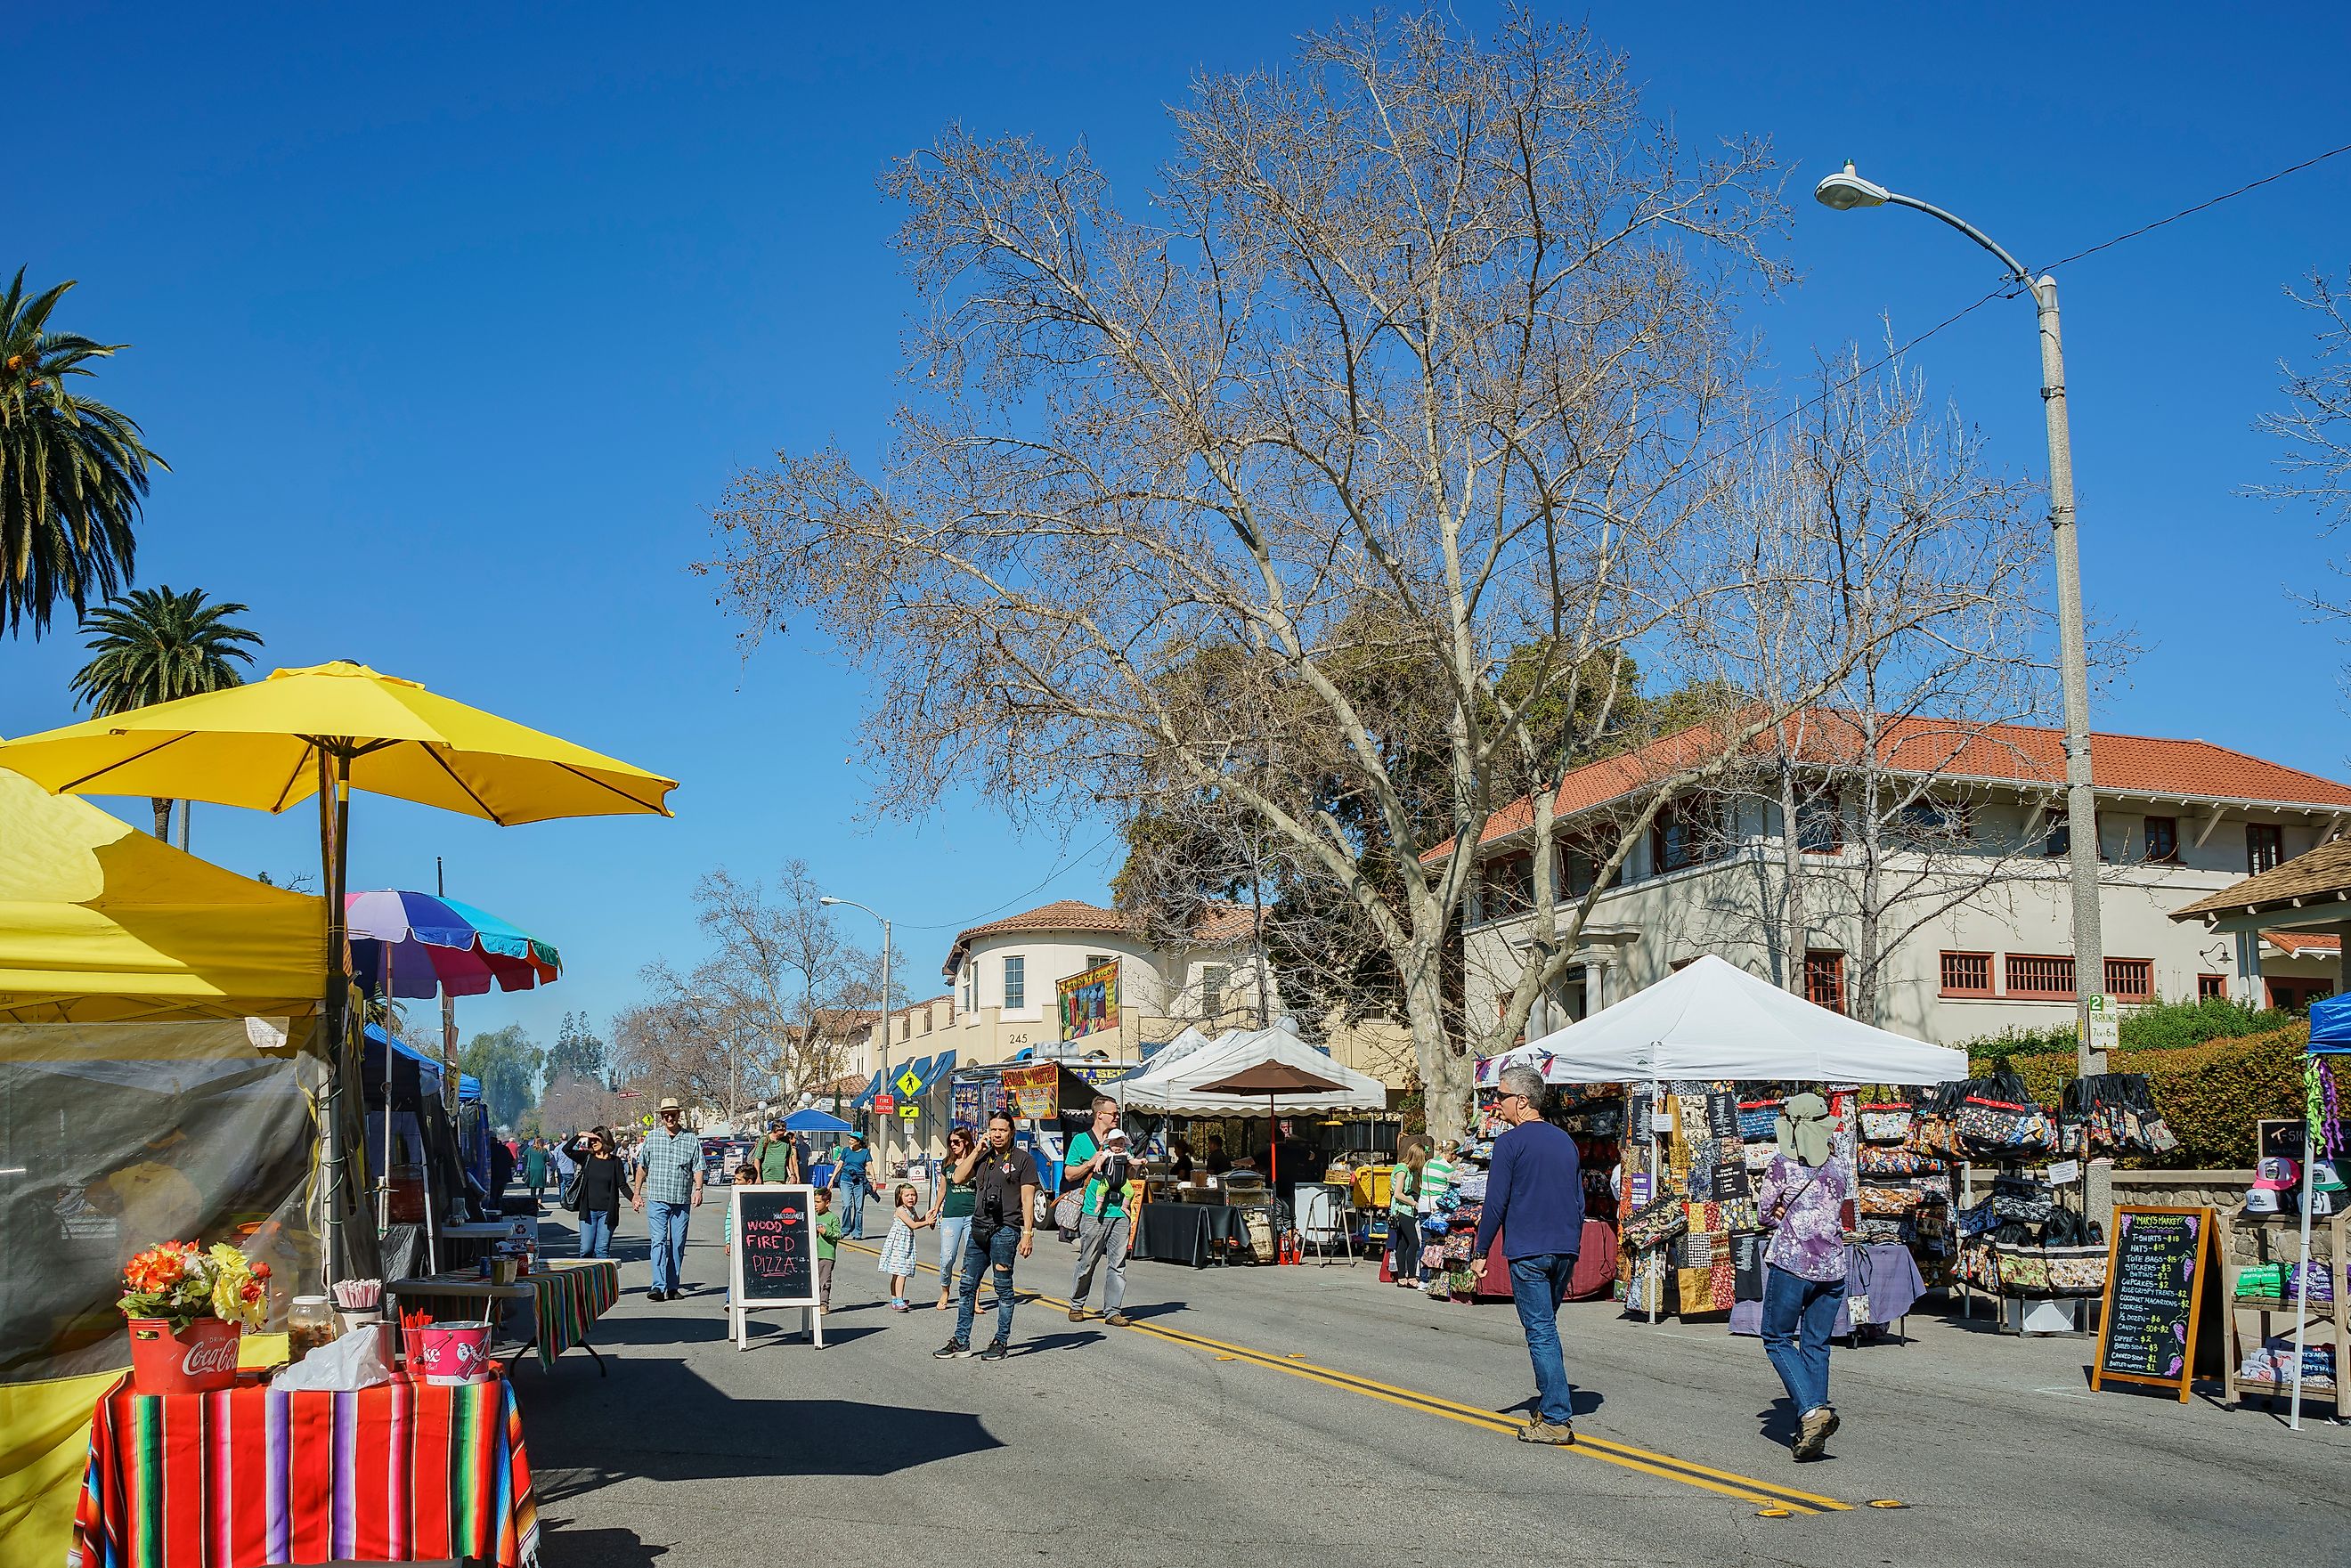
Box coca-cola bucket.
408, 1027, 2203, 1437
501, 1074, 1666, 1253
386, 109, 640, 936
408, 1320, 493, 1385
126, 1317, 243, 1394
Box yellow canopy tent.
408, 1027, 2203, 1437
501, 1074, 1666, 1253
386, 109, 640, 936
0, 768, 327, 1561
0, 767, 322, 1022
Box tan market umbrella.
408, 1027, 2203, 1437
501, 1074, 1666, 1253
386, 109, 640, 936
1195, 1060, 1346, 1193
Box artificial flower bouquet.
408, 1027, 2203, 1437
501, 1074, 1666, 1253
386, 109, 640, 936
118, 1240, 272, 1393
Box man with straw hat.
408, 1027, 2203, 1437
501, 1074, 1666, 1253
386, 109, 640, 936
632, 1098, 704, 1303
1755, 1093, 1855, 1461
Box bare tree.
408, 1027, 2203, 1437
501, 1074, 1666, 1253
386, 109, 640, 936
2250, 269, 2351, 691
1702, 356, 2054, 1023
703, 14, 2007, 1133
689, 862, 878, 1101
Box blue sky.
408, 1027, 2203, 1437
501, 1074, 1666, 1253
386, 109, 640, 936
5, 3, 2347, 1050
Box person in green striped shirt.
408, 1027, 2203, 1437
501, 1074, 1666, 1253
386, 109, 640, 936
1387, 1141, 1428, 1287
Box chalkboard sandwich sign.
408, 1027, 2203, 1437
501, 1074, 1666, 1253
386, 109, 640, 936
2091, 1205, 2216, 1402
728, 1183, 824, 1351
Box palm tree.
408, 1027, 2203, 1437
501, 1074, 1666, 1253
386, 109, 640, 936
69, 586, 262, 838
1, 269, 165, 638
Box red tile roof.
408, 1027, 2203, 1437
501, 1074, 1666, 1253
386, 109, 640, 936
1430, 711, 2351, 863
940, 898, 1257, 976
2265, 929, 2342, 956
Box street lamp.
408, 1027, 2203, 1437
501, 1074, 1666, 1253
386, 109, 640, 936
1815, 160, 2104, 1075
819, 894, 894, 1166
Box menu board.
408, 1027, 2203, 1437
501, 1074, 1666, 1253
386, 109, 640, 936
2091, 1206, 2214, 1401
729, 1184, 818, 1308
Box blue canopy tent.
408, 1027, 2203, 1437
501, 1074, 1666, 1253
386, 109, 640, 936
785, 1108, 853, 1133
359, 1024, 481, 1276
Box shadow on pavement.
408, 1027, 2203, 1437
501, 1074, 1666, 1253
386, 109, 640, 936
528, 1526, 671, 1565
534, 1393, 1003, 1497
1013, 1330, 1106, 1354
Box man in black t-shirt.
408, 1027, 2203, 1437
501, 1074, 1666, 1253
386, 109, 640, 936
937, 1111, 1037, 1361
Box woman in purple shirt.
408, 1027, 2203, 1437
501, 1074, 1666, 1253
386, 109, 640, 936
1755, 1093, 1854, 1462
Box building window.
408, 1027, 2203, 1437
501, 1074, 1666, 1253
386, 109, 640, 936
2104, 958, 2153, 1003
1940, 951, 1994, 998
1003, 955, 1026, 1010
2198, 973, 2229, 1002
1804, 951, 1847, 1014
2006, 953, 2076, 1001
2270, 977, 2334, 1012
1484, 851, 1535, 914
1796, 798, 1843, 855
1201, 963, 1230, 1019
1651, 800, 1716, 875
1085, 954, 1112, 971
2249, 824, 2284, 875
962, 966, 975, 1012
1895, 797, 1972, 849
2143, 816, 2179, 864
1562, 833, 1615, 898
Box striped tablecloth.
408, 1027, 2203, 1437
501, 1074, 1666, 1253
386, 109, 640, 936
391, 1259, 619, 1370
66, 1370, 537, 1568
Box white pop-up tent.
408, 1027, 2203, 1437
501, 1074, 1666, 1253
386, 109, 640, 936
1119, 1018, 1387, 1115
1479, 955, 1965, 1088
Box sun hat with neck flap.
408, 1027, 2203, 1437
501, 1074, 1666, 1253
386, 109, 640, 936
1777, 1092, 1834, 1166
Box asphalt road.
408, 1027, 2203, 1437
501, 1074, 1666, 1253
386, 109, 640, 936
517, 1202, 2351, 1568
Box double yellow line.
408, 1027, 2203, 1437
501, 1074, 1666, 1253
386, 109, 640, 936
843, 1240, 1850, 1516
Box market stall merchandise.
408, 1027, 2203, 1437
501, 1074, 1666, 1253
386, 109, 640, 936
66, 1369, 540, 1568
386, 1258, 620, 1374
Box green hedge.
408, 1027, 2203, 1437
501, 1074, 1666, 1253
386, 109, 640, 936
1965, 1023, 2310, 1168
1957, 996, 2298, 1063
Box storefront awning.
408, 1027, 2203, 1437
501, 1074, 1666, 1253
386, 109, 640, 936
850, 1068, 883, 1109
911, 1050, 956, 1095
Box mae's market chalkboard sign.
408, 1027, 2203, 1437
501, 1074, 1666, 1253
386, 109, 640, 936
728, 1184, 825, 1350
2091, 1205, 2216, 1402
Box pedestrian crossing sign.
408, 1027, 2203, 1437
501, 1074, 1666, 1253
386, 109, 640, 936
895, 1068, 924, 1098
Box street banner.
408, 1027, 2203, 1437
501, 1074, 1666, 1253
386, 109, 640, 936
1057, 960, 1119, 1042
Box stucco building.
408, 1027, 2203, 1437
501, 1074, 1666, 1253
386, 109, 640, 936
1456, 715, 2351, 1047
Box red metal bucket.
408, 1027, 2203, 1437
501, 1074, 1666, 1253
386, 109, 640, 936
126, 1317, 242, 1395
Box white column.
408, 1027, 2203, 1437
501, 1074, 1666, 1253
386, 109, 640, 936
2234, 930, 2262, 1008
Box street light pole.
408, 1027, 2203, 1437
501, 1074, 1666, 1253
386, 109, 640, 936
820, 896, 893, 1170
1816, 163, 2105, 1075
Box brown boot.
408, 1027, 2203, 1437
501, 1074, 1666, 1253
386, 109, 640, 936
1517, 1418, 1575, 1446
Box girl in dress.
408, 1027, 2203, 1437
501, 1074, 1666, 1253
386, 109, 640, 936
878, 1182, 930, 1312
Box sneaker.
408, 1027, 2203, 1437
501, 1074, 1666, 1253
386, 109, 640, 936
1104, 1312, 1132, 1327
646, 1289, 668, 1304
890, 1300, 910, 1313
933, 1339, 972, 1359
1793, 1406, 1833, 1461
1517, 1418, 1575, 1446
1818, 1408, 1842, 1448
980, 1338, 1010, 1361
1068, 1307, 1089, 1322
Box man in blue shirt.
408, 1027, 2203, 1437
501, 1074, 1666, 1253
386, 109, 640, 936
830, 1134, 875, 1238
1473, 1064, 1584, 1445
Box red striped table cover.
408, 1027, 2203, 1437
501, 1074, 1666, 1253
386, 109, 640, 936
530, 1260, 617, 1368
66, 1370, 538, 1568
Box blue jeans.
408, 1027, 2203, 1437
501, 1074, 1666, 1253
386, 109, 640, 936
838, 1181, 868, 1239
1761, 1264, 1844, 1416
935, 1216, 972, 1296
578, 1209, 614, 1259
647, 1199, 691, 1295
1508, 1252, 1578, 1426
955, 1223, 1021, 1345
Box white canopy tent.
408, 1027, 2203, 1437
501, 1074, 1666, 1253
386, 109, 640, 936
1118, 1018, 1387, 1116
1479, 955, 1965, 1088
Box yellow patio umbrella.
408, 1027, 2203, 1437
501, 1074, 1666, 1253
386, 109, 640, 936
0, 660, 679, 1278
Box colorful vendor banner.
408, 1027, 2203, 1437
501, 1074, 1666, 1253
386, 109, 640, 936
950, 1076, 985, 1130
1001, 1062, 1060, 1120
1056, 961, 1119, 1042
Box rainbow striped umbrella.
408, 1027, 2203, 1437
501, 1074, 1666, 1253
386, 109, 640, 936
346, 889, 560, 998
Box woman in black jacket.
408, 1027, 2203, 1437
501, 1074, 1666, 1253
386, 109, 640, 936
559, 1125, 633, 1258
